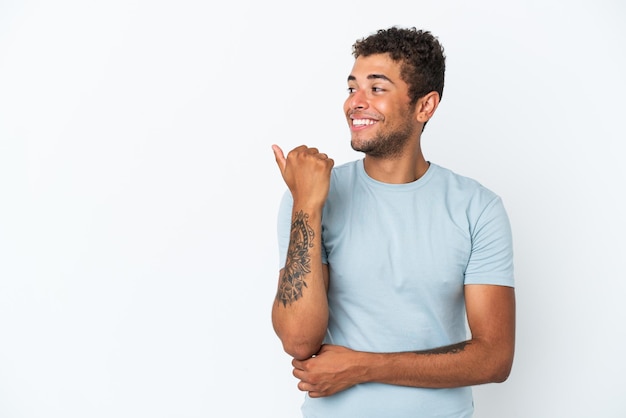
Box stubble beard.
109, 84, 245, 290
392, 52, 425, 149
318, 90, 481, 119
350, 123, 414, 159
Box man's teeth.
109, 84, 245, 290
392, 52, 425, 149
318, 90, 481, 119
353, 119, 376, 126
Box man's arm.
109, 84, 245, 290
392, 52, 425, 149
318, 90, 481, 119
271, 145, 333, 361
292, 284, 515, 397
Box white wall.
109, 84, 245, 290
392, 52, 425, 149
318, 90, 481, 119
1, 1, 624, 417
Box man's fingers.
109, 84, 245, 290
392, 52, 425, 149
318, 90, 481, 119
272, 144, 286, 172
292, 357, 305, 370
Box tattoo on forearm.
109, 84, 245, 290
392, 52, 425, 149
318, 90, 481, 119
413, 341, 470, 355
277, 210, 315, 307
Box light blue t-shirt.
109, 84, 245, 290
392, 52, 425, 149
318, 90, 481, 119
277, 160, 514, 418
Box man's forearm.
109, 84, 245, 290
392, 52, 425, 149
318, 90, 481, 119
272, 207, 328, 360
294, 338, 513, 398
275, 209, 317, 306
363, 337, 513, 388
412, 341, 470, 355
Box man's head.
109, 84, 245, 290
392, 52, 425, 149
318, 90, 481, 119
352, 27, 445, 106
345, 27, 445, 157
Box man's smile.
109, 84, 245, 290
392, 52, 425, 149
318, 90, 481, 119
352, 118, 378, 127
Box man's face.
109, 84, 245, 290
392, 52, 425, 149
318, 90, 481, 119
344, 53, 419, 158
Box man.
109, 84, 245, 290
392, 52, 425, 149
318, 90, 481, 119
271, 26, 515, 417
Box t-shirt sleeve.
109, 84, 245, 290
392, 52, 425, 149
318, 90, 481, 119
464, 195, 515, 287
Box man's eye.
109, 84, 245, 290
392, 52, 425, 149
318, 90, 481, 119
372, 87, 384, 93
347, 87, 356, 94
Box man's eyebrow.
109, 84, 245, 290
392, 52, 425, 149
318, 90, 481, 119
368, 74, 394, 83
347, 74, 394, 83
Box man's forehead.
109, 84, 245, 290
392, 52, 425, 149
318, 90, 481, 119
348, 54, 401, 82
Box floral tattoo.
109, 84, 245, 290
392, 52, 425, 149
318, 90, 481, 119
277, 210, 315, 307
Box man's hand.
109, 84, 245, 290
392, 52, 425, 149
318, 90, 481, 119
292, 344, 364, 398
272, 144, 334, 210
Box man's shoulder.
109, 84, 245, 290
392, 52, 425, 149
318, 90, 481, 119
329, 159, 361, 184
431, 163, 481, 185
332, 159, 361, 173
430, 163, 500, 202
431, 163, 492, 188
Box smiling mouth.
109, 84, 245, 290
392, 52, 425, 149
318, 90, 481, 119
352, 118, 377, 127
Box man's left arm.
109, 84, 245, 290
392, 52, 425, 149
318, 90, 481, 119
292, 284, 515, 398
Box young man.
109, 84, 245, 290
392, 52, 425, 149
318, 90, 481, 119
271, 27, 515, 417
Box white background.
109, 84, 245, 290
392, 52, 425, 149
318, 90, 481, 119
1, 0, 625, 417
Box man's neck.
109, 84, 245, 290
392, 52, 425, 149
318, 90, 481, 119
363, 150, 429, 184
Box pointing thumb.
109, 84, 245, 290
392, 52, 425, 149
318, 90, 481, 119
272, 144, 286, 172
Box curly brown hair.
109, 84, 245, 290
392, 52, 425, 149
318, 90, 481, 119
352, 27, 446, 106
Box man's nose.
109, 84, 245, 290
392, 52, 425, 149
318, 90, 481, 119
348, 89, 368, 110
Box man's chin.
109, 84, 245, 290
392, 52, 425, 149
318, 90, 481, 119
350, 138, 370, 153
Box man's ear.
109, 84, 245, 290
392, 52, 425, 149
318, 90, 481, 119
415, 91, 441, 123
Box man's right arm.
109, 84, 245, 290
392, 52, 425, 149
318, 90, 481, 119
271, 145, 333, 361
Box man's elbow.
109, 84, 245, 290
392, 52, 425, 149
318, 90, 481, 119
490, 365, 512, 383
487, 354, 514, 383
282, 339, 323, 360
272, 315, 327, 360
